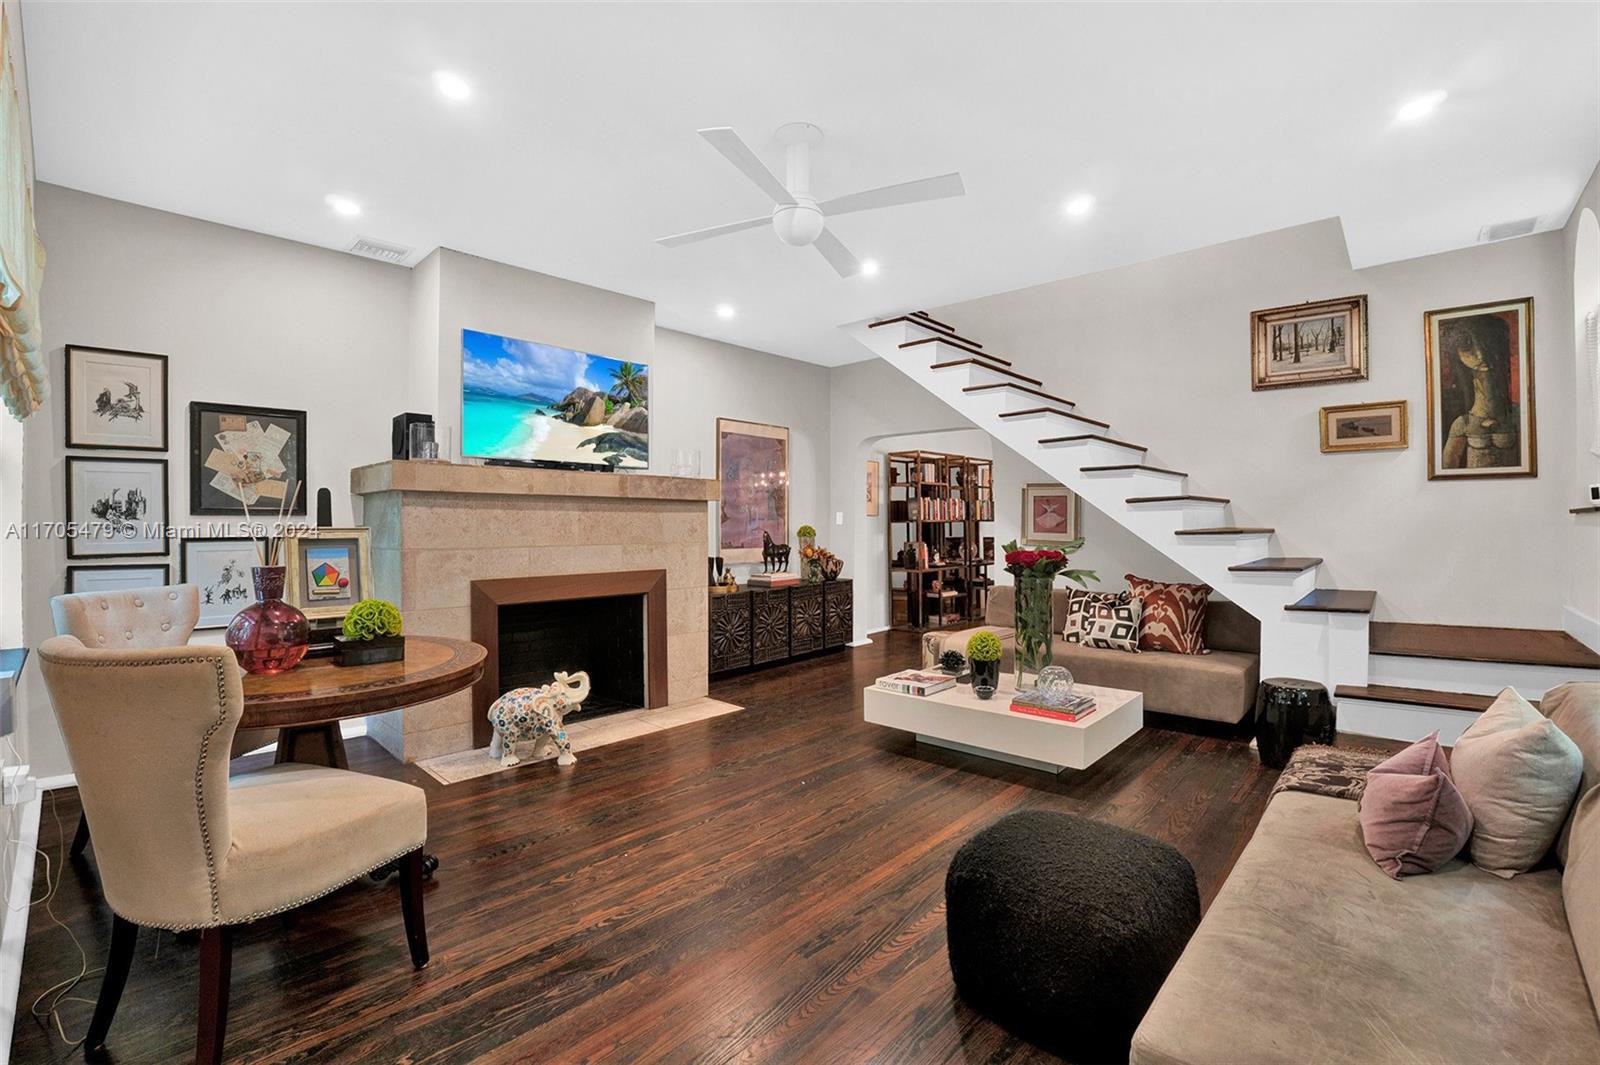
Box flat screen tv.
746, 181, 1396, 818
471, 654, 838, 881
461, 328, 649, 470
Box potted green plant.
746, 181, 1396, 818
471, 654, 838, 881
796, 524, 817, 552
966, 630, 1003, 699
333, 598, 405, 667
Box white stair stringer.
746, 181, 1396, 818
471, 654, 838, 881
848, 320, 1371, 692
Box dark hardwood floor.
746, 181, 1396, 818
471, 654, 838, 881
14, 633, 1322, 1064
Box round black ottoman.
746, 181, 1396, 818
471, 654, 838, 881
945, 810, 1200, 1062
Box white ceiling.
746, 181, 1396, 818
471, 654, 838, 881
22, 2, 1600, 366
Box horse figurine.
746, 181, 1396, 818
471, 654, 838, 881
761, 530, 791, 572
487, 671, 590, 768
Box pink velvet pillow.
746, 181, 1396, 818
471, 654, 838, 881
1357, 732, 1473, 879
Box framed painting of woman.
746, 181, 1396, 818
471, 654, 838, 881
1424, 298, 1536, 480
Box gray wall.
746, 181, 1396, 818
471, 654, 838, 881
1561, 160, 1600, 648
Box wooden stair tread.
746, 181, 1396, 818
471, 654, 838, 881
1229, 557, 1323, 572
1370, 622, 1600, 671
868, 314, 986, 348
1285, 588, 1376, 613
1079, 464, 1186, 477
1126, 495, 1229, 504
900, 335, 1007, 364
1335, 684, 1513, 714
930, 358, 1041, 386
964, 382, 1075, 407
911, 310, 956, 332
996, 405, 1111, 428
1174, 526, 1273, 536
1038, 433, 1146, 452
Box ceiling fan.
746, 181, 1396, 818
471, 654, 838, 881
656, 122, 965, 278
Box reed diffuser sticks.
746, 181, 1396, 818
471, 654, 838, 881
239, 479, 303, 567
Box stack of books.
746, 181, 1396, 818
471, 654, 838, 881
746, 571, 799, 588
875, 670, 958, 697
1009, 689, 1098, 722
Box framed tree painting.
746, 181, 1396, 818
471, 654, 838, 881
65, 457, 169, 559
180, 536, 257, 628
188, 401, 307, 515
1424, 298, 1536, 479
64, 345, 169, 451
1250, 295, 1368, 390
283, 527, 373, 621
717, 418, 789, 563
65, 563, 170, 595
1021, 483, 1080, 544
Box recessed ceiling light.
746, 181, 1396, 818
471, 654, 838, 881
1063, 194, 1095, 217
1395, 90, 1447, 123
860, 258, 880, 277
716, 303, 736, 319
433, 70, 472, 102
324, 193, 362, 217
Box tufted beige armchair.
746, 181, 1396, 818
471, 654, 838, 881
37, 635, 431, 1063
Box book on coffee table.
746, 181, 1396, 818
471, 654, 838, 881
876, 670, 958, 697
1009, 692, 1098, 722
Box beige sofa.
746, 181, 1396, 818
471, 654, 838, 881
924, 585, 1261, 724
1131, 682, 1600, 1064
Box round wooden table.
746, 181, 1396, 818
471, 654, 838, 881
242, 635, 486, 769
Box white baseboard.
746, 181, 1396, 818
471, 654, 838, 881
847, 638, 874, 647
0, 793, 42, 1059
1564, 606, 1600, 655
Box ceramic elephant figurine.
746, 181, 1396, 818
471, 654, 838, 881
487, 670, 591, 768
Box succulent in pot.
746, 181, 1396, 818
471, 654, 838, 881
333, 598, 406, 667
966, 630, 1003, 699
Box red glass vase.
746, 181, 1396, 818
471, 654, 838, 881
225, 566, 310, 675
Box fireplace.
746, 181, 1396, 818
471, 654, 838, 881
470, 570, 668, 748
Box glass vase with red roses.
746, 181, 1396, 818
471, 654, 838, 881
1003, 539, 1096, 690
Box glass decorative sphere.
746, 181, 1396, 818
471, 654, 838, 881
1035, 666, 1076, 706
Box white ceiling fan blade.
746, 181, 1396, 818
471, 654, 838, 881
813, 228, 862, 278
698, 127, 796, 206
818, 172, 965, 217
655, 215, 770, 248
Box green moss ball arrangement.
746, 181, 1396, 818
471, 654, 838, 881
967, 630, 1003, 662
796, 524, 817, 538
342, 599, 404, 641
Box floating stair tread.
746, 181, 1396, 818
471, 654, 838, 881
1080, 463, 1186, 477
867, 315, 986, 348
900, 335, 1007, 364
1038, 433, 1147, 452
1334, 684, 1518, 714
964, 382, 1076, 407
1229, 556, 1323, 572
1572, 504, 1600, 514
1369, 622, 1600, 671
1174, 526, 1273, 536
1126, 494, 1230, 504
930, 358, 1042, 386
911, 310, 956, 331
1285, 588, 1376, 613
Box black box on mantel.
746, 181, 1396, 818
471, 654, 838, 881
392, 413, 434, 460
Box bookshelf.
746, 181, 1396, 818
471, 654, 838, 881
885, 449, 995, 632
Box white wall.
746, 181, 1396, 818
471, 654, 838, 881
931, 218, 1575, 629
1561, 161, 1600, 650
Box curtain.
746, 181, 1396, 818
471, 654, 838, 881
0, 7, 43, 421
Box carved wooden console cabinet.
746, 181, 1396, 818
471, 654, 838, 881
709, 579, 853, 676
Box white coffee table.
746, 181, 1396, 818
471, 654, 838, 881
863, 674, 1143, 773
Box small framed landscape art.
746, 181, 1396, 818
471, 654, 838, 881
180, 536, 257, 629
65, 563, 170, 596
188, 401, 307, 515
1250, 295, 1369, 390
717, 418, 789, 563
1424, 298, 1537, 480
65, 456, 169, 559
1021, 483, 1080, 544
1320, 400, 1408, 453
64, 345, 169, 451
866, 459, 881, 517
283, 527, 372, 621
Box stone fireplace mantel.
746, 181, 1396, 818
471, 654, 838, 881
354, 461, 716, 763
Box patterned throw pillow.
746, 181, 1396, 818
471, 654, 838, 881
1080, 598, 1142, 653
1125, 574, 1210, 655
1062, 589, 1133, 643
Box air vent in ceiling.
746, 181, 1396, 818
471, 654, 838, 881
1476, 216, 1539, 243
347, 236, 412, 264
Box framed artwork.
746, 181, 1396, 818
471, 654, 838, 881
1320, 400, 1408, 453
1250, 295, 1368, 390
1021, 483, 1080, 544
283, 527, 373, 621
180, 536, 258, 628
65, 456, 169, 559
188, 401, 307, 515
1424, 298, 1537, 480
65, 564, 170, 595
866, 459, 881, 517
64, 345, 169, 451
717, 418, 789, 563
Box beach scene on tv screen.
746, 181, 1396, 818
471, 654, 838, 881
461, 328, 649, 469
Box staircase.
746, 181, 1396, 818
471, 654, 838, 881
849, 311, 1376, 695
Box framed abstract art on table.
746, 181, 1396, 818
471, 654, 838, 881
717, 418, 789, 563
283, 527, 373, 621
64, 345, 169, 451
64, 456, 169, 559
1424, 298, 1536, 480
